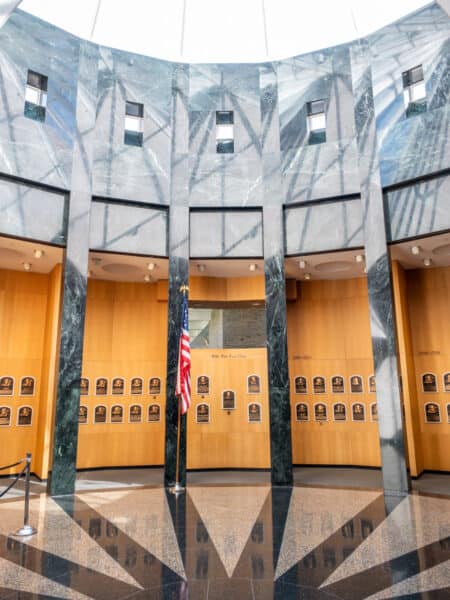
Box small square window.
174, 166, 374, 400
216, 111, 234, 153
24, 69, 47, 122
124, 101, 144, 146
306, 99, 326, 145
402, 65, 426, 118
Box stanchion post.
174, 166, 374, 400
13, 453, 37, 537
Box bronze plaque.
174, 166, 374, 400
111, 405, 123, 423
129, 404, 142, 423
148, 404, 161, 422
294, 376, 307, 394
248, 403, 262, 423
331, 376, 344, 394
196, 403, 210, 423
422, 373, 437, 393
0, 406, 11, 426
112, 378, 124, 395
369, 375, 376, 393
314, 403, 327, 421
371, 402, 378, 421
222, 390, 236, 410
447, 404, 450, 423
197, 375, 210, 395
94, 405, 107, 423
0, 376, 14, 396
20, 377, 35, 396
443, 373, 450, 392
425, 402, 440, 423
149, 378, 161, 395
352, 403, 365, 421
333, 403, 346, 421
247, 375, 261, 394
313, 376, 326, 394
131, 377, 143, 395
80, 378, 89, 396
18, 406, 32, 426
296, 402, 309, 422
350, 376, 363, 393
96, 378, 108, 396
78, 405, 88, 424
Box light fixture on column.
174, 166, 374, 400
23, 262, 31, 271
411, 245, 421, 255
33, 249, 44, 258
197, 264, 206, 273
147, 262, 156, 270
144, 274, 151, 282
355, 254, 364, 263
423, 258, 432, 267
363, 266, 368, 274
298, 260, 307, 269
304, 273, 311, 280
248, 263, 257, 272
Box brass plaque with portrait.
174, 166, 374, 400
331, 376, 344, 394
333, 403, 346, 421
369, 375, 376, 393
313, 376, 326, 394
443, 373, 450, 393
447, 404, 450, 423
131, 377, 143, 395
425, 402, 440, 423
148, 404, 161, 422
149, 378, 161, 395
0, 406, 11, 426
352, 403, 365, 421
196, 403, 210, 423
314, 403, 327, 421
80, 378, 89, 396
247, 375, 261, 394
111, 405, 123, 423
222, 390, 236, 410
371, 402, 378, 421
197, 375, 210, 395
422, 373, 437, 393
296, 402, 309, 422
129, 404, 142, 423
18, 406, 32, 426
94, 405, 107, 423
20, 377, 35, 396
112, 378, 125, 395
96, 378, 108, 396
0, 376, 14, 396
248, 402, 262, 423
78, 405, 88, 424
350, 376, 363, 393
294, 376, 307, 394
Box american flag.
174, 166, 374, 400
176, 292, 191, 414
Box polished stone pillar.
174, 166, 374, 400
48, 41, 98, 496
260, 64, 293, 486
164, 64, 190, 488
351, 42, 410, 496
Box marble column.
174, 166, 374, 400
164, 64, 190, 488
260, 64, 293, 486
351, 42, 410, 496
48, 41, 98, 496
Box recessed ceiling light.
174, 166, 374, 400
411, 245, 421, 255
33, 249, 44, 259
298, 260, 307, 269
147, 262, 156, 270
197, 264, 206, 272
304, 273, 311, 280
423, 258, 432, 267
249, 263, 257, 272
23, 262, 31, 271
355, 254, 364, 263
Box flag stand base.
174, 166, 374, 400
170, 482, 185, 495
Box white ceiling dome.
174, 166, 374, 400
18, 0, 432, 62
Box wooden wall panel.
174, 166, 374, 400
187, 348, 270, 469
287, 278, 380, 467
77, 279, 167, 469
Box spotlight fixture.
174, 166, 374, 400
147, 262, 156, 271
304, 273, 311, 280
411, 245, 421, 255
197, 264, 206, 273
248, 263, 257, 272
355, 254, 364, 263
423, 258, 432, 267
298, 260, 307, 269
23, 262, 31, 271
33, 249, 44, 259
144, 274, 151, 282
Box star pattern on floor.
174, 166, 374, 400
0, 485, 449, 599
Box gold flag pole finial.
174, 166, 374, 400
179, 285, 189, 294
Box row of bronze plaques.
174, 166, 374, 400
78, 404, 162, 424
421, 373, 450, 393
294, 375, 375, 394
196, 375, 262, 395
80, 377, 162, 396
0, 406, 33, 426
195, 402, 263, 423
0, 377, 36, 396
